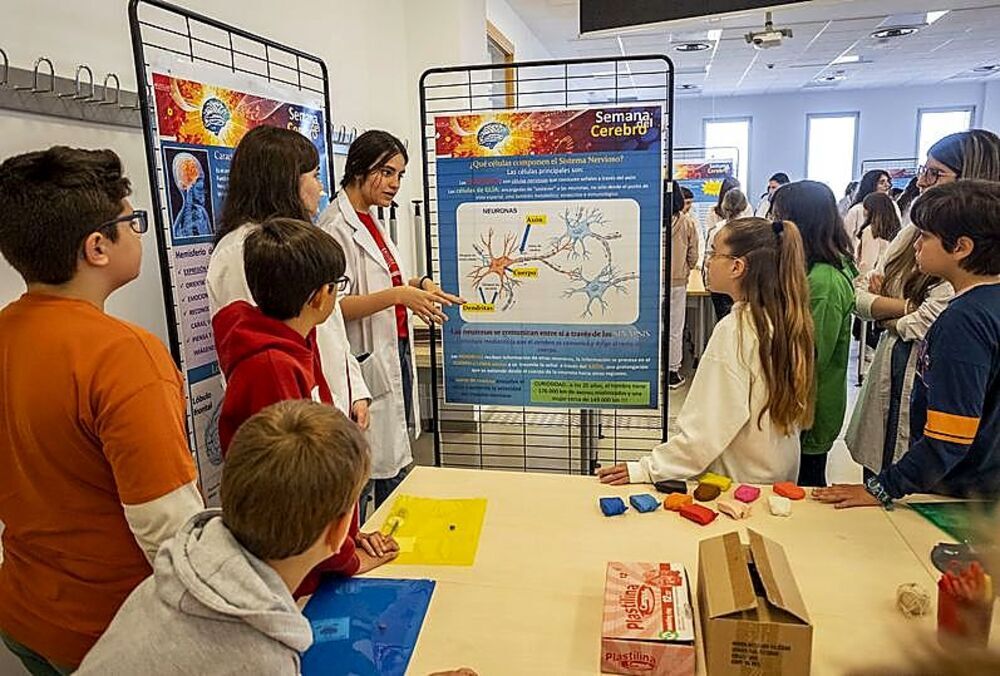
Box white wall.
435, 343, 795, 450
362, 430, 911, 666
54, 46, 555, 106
0, 0, 418, 340
486, 0, 553, 61
675, 81, 996, 197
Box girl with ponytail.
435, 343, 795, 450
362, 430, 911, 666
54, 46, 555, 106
598, 217, 815, 486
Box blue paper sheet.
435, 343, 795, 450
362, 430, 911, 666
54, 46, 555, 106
302, 577, 435, 676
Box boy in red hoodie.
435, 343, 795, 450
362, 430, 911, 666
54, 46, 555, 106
212, 217, 397, 588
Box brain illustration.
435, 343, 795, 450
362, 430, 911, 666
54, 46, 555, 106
172, 153, 203, 191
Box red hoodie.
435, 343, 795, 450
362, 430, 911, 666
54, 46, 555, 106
212, 300, 361, 588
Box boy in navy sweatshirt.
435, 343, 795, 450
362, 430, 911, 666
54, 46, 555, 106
816, 180, 1000, 508
212, 218, 397, 586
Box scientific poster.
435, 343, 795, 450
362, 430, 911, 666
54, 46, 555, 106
673, 159, 733, 241
434, 106, 663, 409
148, 56, 331, 501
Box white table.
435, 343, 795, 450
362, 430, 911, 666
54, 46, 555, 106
364, 467, 955, 675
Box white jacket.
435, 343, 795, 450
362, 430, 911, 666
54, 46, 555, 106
628, 304, 800, 484
846, 224, 954, 471
205, 223, 370, 415
316, 191, 418, 479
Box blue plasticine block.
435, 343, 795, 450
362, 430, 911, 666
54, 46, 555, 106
600, 497, 628, 517
629, 494, 660, 513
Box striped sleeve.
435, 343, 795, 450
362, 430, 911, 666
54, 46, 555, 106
879, 310, 990, 499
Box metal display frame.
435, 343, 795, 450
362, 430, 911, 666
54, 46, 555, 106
419, 55, 674, 475
127, 0, 335, 498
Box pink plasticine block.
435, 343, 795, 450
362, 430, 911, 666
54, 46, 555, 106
734, 484, 760, 503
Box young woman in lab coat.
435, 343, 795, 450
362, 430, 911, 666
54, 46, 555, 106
207, 126, 371, 427
319, 130, 463, 511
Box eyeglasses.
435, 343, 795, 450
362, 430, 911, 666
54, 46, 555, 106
705, 249, 738, 262
918, 165, 957, 184
95, 210, 149, 235
329, 275, 350, 294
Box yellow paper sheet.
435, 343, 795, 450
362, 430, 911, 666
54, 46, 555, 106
380, 495, 487, 566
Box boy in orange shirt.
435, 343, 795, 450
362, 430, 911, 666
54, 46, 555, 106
0, 147, 203, 673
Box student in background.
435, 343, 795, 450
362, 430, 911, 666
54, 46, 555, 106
213, 219, 397, 586
0, 147, 203, 674
680, 185, 695, 214
754, 172, 790, 218
598, 217, 815, 486
666, 180, 699, 390
207, 126, 370, 430
837, 180, 859, 217
843, 170, 895, 247
896, 176, 921, 225
771, 181, 856, 487
857, 192, 903, 274
704, 176, 751, 239
817, 180, 1000, 507
846, 129, 1000, 478
705, 187, 750, 320
77, 400, 369, 675
319, 130, 464, 513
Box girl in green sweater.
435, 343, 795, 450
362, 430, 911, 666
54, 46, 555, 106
772, 181, 857, 486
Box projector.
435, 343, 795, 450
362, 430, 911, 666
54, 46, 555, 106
745, 12, 792, 50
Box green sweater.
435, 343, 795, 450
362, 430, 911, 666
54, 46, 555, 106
802, 261, 857, 455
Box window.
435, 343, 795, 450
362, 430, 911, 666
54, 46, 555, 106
487, 21, 515, 108
917, 108, 974, 162
704, 118, 750, 187
806, 113, 858, 200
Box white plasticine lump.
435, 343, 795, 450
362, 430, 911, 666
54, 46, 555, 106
768, 494, 792, 517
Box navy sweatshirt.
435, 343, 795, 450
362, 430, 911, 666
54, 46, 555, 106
878, 282, 1000, 499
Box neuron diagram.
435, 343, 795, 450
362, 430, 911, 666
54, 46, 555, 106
461, 203, 639, 318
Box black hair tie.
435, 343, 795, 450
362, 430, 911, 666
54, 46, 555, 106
772, 220, 785, 237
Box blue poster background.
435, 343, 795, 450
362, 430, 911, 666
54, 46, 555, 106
435, 107, 663, 409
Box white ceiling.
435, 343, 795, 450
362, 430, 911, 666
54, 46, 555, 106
502, 0, 1000, 96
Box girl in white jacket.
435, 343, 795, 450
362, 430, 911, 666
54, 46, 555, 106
598, 217, 816, 486
206, 126, 371, 428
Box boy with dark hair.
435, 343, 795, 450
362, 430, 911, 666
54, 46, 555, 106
211, 217, 397, 585
76, 400, 370, 674
816, 179, 1000, 508
0, 147, 203, 673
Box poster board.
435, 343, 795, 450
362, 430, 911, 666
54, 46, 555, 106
433, 107, 664, 410
130, 1, 335, 502
861, 157, 919, 190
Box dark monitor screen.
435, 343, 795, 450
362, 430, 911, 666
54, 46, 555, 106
580, 0, 807, 33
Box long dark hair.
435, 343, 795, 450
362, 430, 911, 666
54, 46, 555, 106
850, 169, 890, 207
340, 130, 408, 190
861, 192, 901, 242
217, 127, 319, 243
896, 176, 920, 216
713, 176, 740, 218
770, 180, 854, 269
722, 217, 815, 433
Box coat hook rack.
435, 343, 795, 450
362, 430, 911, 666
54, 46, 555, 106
14, 57, 55, 94
0, 49, 141, 129
58, 65, 95, 102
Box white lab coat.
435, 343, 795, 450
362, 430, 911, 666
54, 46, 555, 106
205, 223, 370, 414
317, 191, 418, 479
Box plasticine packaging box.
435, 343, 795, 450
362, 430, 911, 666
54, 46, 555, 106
601, 562, 696, 676
698, 529, 813, 675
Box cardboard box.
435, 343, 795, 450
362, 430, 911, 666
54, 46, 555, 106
698, 529, 813, 675
601, 562, 696, 676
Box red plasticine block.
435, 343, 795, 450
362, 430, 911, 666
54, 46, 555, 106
773, 481, 806, 500
679, 503, 717, 526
